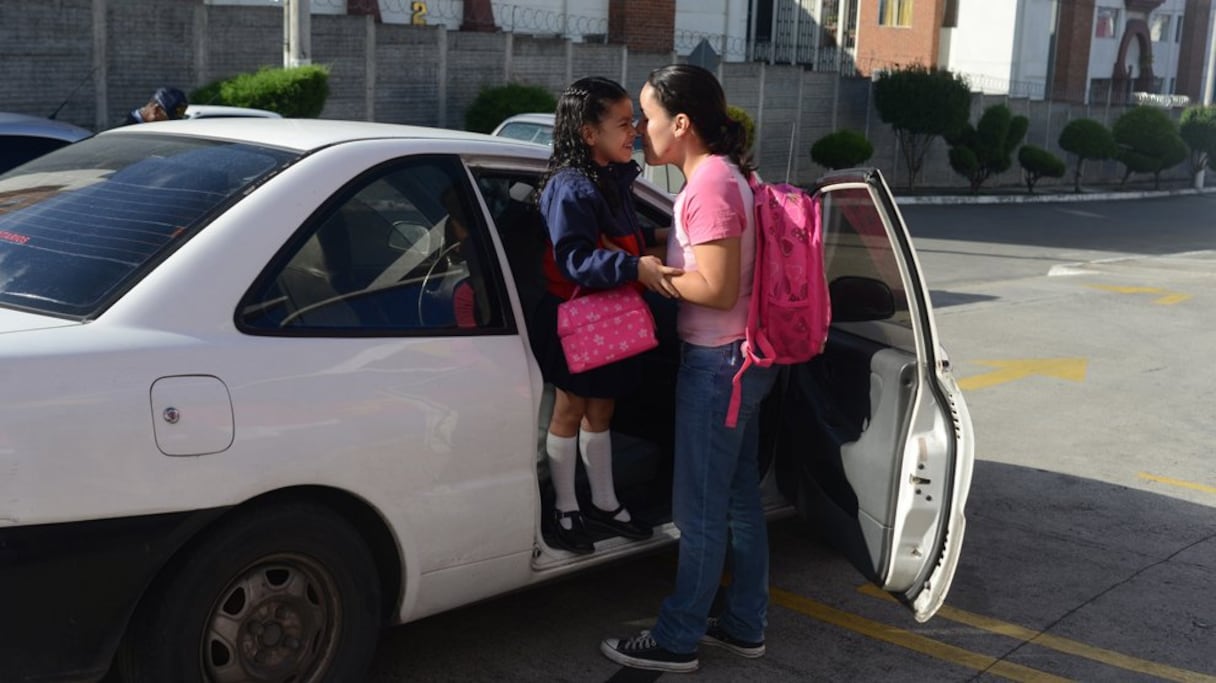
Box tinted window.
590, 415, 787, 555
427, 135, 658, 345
820, 186, 914, 347
240, 155, 510, 335
496, 122, 553, 146
0, 134, 297, 318
0, 136, 73, 174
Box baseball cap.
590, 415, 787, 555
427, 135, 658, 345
153, 87, 189, 120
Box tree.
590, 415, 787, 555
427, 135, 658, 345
727, 105, 756, 153
945, 104, 1029, 193
1180, 105, 1216, 183
1057, 118, 1117, 193
810, 129, 874, 170
1017, 145, 1066, 194
873, 66, 972, 190
1112, 106, 1188, 190
464, 83, 557, 134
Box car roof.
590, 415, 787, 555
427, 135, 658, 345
0, 112, 93, 142
184, 104, 282, 119
98, 118, 548, 154
495, 113, 555, 128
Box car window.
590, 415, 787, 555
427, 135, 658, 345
240, 155, 510, 335
0, 134, 297, 318
0, 136, 74, 174
819, 186, 914, 349
496, 122, 553, 146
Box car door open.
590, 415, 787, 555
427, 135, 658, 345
774, 170, 974, 623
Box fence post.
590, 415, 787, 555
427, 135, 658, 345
93, 0, 108, 130
787, 70, 805, 183
365, 15, 376, 121
437, 26, 448, 128
620, 45, 628, 91
565, 38, 573, 86
193, 4, 208, 89
504, 32, 514, 84
756, 62, 766, 172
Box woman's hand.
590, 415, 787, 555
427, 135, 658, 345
637, 255, 683, 298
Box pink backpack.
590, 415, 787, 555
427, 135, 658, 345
725, 176, 830, 428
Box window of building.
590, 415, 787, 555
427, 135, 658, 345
1150, 14, 1170, 42
1175, 15, 1184, 43
1095, 7, 1119, 38
879, 0, 913, 27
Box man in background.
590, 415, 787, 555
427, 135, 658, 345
121, 87, 188, 126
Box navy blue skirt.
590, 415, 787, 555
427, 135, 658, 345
528, 291, 643, 399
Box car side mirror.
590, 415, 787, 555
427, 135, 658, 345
830, 276, 896, 322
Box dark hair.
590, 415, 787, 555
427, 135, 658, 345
645, 64, 754, 174
535, 76, 630, 208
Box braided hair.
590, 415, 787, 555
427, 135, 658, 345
535, 76, 631, 210
645, 64, 754, 175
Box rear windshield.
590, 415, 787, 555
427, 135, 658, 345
0, 134, 298, 318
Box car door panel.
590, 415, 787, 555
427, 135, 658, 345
776, 171, 973, 622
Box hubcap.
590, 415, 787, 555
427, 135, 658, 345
203, 554, 342, 682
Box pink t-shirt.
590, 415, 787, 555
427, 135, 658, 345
666, 155, 755, 347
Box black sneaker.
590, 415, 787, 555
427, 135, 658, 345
700, 617, 765, 658
600, 630, 698, 673
582, 504, 654, 540
546, 510, 594, 554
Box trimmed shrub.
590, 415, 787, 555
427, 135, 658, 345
873, 65, 972, 189
1180, 105, 1216, 180
810, 129, 874, 170
191, 65, 330, 118
1112, 106, 1187, 189
727, 104, 756, 153
945, 104, 1029, 193
1058, 118, 1117, 193
465, 83, 557, 134
1018, 145, 1066, 193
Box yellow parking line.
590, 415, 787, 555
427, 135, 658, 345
770, 587, 1071, 682
857, 584, 1216, 683
1138, 472, 1216, 496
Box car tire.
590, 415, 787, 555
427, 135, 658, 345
116, 502, 382, 683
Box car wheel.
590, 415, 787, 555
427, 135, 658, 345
116, 503, 382, 683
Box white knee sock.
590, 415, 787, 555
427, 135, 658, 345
546, 432, 579, 529
579, 428, 630, 522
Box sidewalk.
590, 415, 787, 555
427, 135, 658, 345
895, 183, 1216, 206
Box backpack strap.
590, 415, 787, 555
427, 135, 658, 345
725, 172, 770, 429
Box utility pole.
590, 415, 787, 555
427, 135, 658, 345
284, 0, 312, 68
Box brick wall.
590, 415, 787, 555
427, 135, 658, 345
608, 0, 674, 53
854, 0, 945, 74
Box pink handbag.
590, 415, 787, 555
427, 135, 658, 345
557, 286, 658, 374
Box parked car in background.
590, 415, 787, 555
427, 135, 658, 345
184, 104, 282, 119
0, 112, 92, 174
0, 119, 973, 682
491, 112, 685, 194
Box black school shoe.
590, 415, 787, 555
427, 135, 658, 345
600, 631, 699, 673
700, 617, 766, 658
546, 510, 594, 554
581, 504, 653, 540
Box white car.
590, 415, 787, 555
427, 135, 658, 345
0, 119, 973, 682
491, 111, 686, 194
184, 104, 282, 119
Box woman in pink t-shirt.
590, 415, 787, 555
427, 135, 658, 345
600, 65, 780, 673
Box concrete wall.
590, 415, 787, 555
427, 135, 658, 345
1, 0, 1196, 191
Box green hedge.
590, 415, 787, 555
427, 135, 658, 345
810, 129, 873, 170
465, 83, 557, 134
726, 105, 756, 153
191, 65, 330, 118
1017, 145, 1065, 194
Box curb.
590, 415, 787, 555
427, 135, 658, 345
894, 185, 1216, 206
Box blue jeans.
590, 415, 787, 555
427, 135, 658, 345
649, 340, 779, 654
